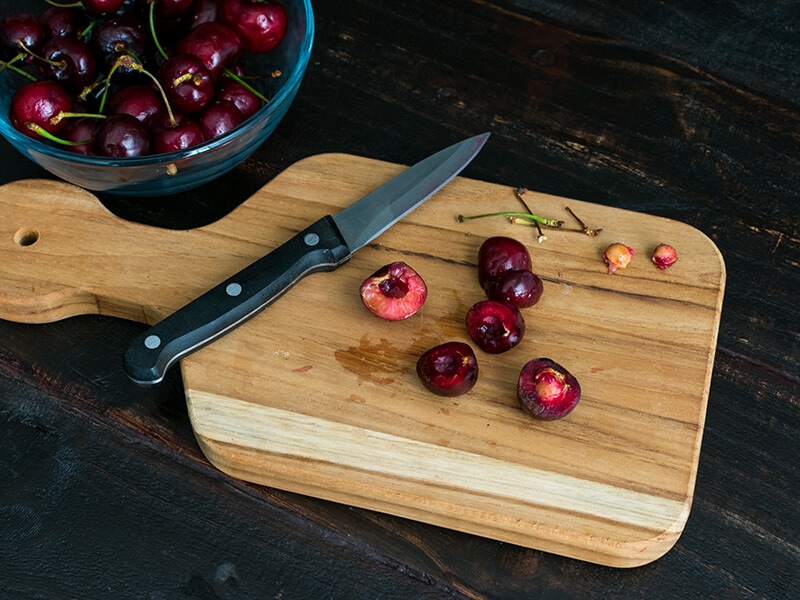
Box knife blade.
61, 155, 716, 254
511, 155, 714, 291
124, 133, 490, 385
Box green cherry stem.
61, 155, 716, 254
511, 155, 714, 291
148, 0, 169, 61
223, 68, 271, 103
457, 211, 564, 228
26, 122, 94, 146
0, 57, 37, 80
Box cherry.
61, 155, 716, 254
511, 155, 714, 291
477, 236, 532, 289
81, 0, 127, 17
416, 342, 479, 397
359, 261, 428, 321
37, 37, 98, 90
10, 80, 73, 139
107, 84, 164, 125
484, 269, 543, 309
61, 117, 101, 155
465, 300, 525, 354
517, 358, 581, 420
198, 99, 243, 139
159, 53, 215, 113
216, 79, 261, 119
94, 113, 152, 157
93, 14, 148, 75
150, 110, 204, 153
190, 0, 221, 29
151, 0, 196, 20
177, 21, 243, 79
221, 0, 287, 54
40, 7, 87, 40
0, 12, 45, 63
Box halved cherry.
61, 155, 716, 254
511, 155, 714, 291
416, 342, 478, 397
465, 300, 525, 353
359, 261, 427, 321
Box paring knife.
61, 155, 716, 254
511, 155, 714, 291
124, 133, 490, 385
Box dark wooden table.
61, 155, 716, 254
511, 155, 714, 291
2, 1, 797, 598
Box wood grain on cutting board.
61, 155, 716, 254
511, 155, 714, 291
0, 153, 725, 567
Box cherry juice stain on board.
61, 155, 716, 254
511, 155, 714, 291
334, 333, 414, 386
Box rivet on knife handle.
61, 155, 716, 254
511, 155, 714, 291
123, 216, 350, 385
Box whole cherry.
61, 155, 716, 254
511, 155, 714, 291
198, 99, 243, 140
159, 53, 215, 113
221, 0, 288, 54
94, 113, 152, 157
177, 21, 243, 79
484, 269, 544, 309
10, 80, 73, 139
416, 342, 479, 397
477, 236, 532, 289
37, 37, 98, 90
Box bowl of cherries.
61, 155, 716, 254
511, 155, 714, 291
0, 0, 313, 196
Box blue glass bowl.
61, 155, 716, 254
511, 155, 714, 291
0, 0, 313, 196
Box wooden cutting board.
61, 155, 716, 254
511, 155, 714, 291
0, 154, 725, 567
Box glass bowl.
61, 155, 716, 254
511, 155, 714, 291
0, 0, 313, 196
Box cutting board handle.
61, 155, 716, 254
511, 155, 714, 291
0, 178, 278, 325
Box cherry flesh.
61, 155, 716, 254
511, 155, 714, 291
517, 358, 581, 420
465, 300, 525, 354
477, 236, 532, 289
484, 269, 543, 309
359, 261, 428, 321
221, 0, 288, 54
416, 342, 479, 397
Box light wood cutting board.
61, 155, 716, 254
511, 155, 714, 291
0, 154, 725, 567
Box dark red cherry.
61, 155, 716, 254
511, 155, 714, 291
190, 0, 221, 29
198, 99, 243, 139
477, 236, 532, 289
152, 0, 196, 20
94, 113, 152, 157
220, 0, 287, 54
465, 300, 525, 354
416, 342, 479, 397
61, 117, 101, 155
177, 21, 243, 79
93, 14, 147, 74
10, 80, 73, 139
39, 7, 89, 39
159, 53, 215, 113
107, 84, 164, 125
216, 80, 261, 119
150, 110, 204, 153
484, 269, 544, 309
0, 12, 45, 61
81, 0, 127, 17
37, 37, 98, 90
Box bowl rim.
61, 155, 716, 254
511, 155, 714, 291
0, 0, 315, 167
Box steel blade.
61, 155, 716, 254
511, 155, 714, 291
332, 133, 490, 252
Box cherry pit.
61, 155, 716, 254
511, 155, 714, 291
1, 0, 288, 158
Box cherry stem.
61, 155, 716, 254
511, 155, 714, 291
26, 122, 91, 146
457, 211, 564, 228
148, 0, 169, 61
43, 1, 83, 8
101, 54, 177, 127
564, 206, 603, 236
223, 68, 270, 103
514, 187, 547, 243
0, 57, 37, 81
16, 39, 64, 68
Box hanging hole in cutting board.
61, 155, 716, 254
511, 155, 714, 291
14, 228, 39, 247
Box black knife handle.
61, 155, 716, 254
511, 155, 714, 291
123, 215, 351, 385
